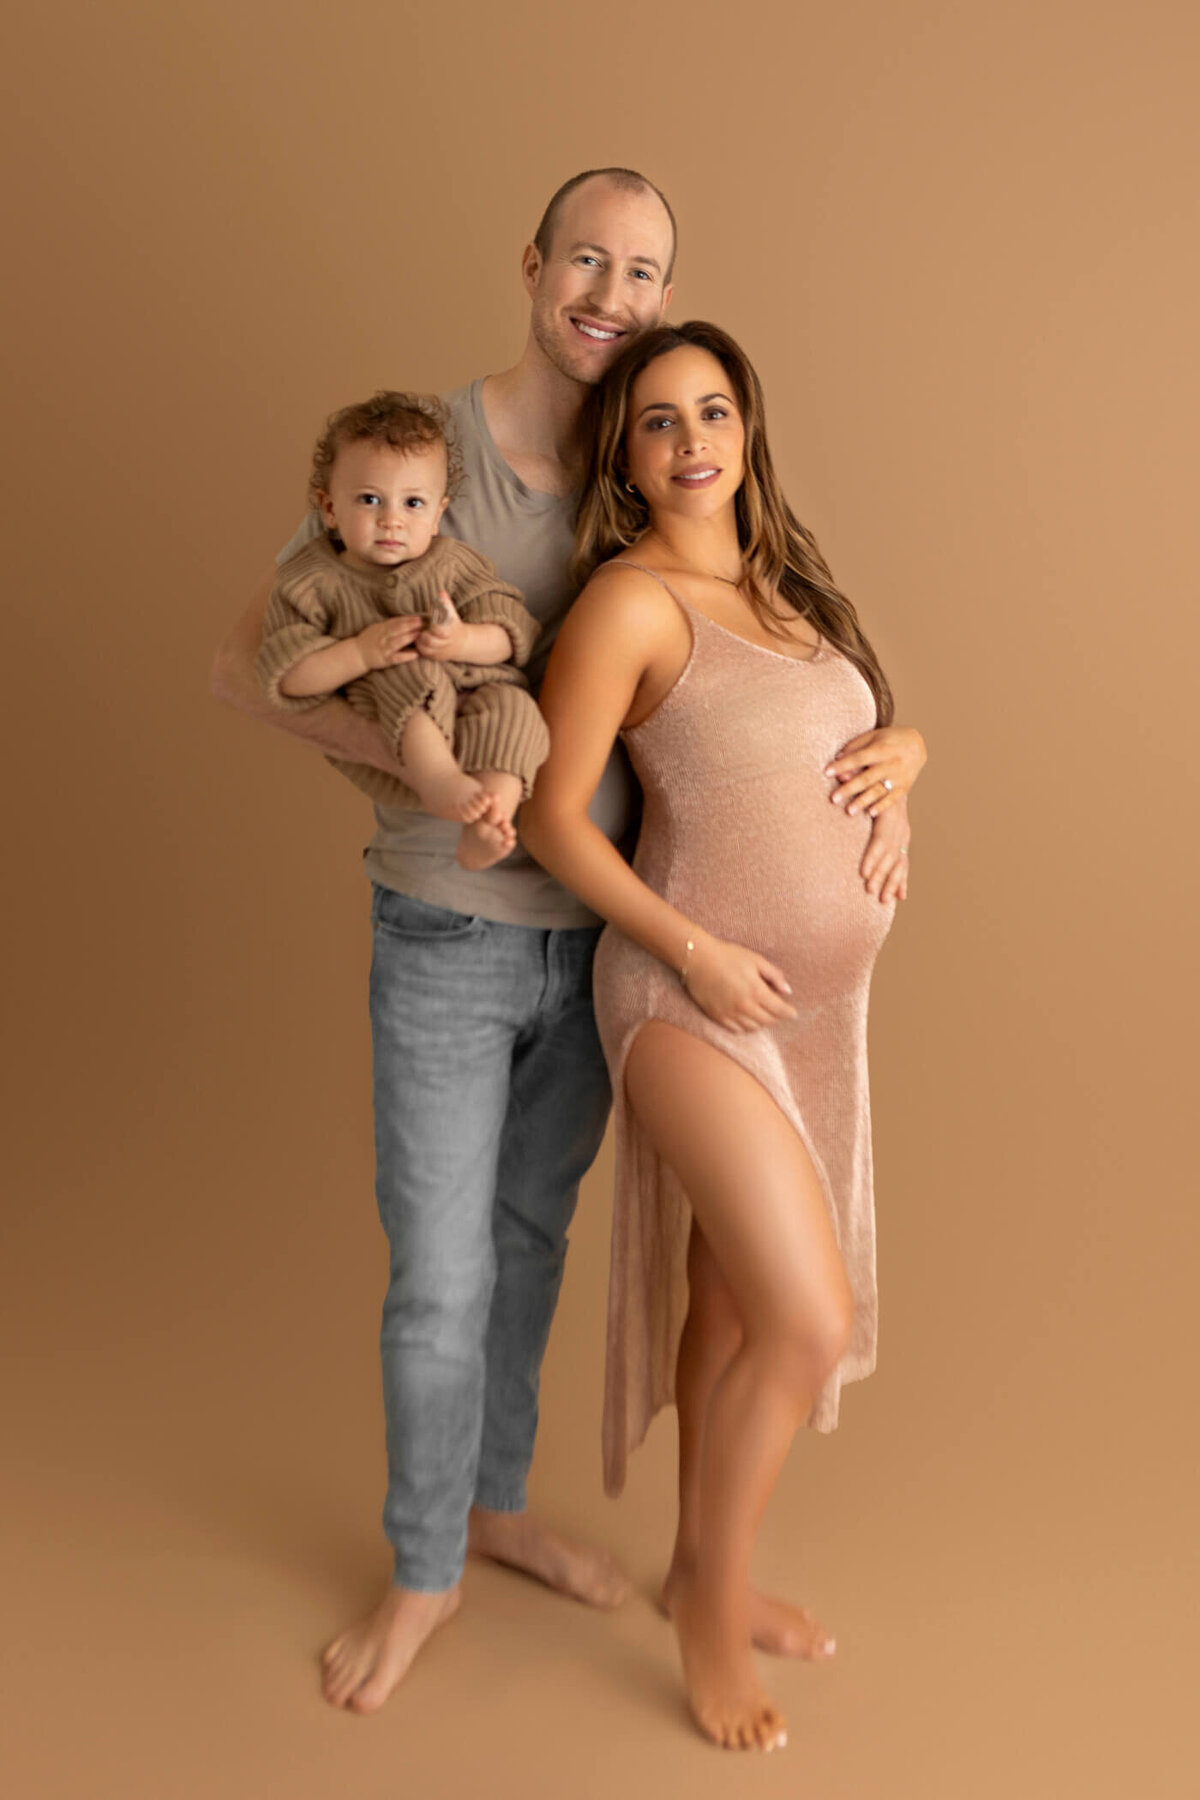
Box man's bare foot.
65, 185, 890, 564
662, 1562, 835, 1659
467, 1505, 631, 1608
670, 1574, 787, 1751
455, 802, 517, 870
321, 1583, 461, 1713
414, 767, 491, 824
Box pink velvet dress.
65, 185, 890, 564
592, 566, 897, 1496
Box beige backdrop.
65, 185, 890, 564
3, 2, 1197, 1796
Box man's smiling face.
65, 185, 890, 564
525, 176, 674, 386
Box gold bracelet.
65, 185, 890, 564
680, 936, 696, 989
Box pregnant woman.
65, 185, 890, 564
520, 321, 924, 1752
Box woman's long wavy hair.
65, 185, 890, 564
573, 320, 894, 726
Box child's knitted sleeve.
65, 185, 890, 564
447, 547, 542, 668
255, 554, 344, 711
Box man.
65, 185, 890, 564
212, 169, 676, 1713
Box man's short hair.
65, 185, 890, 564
533, 168, 677, 283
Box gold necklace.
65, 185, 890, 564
674, 560, 745, 590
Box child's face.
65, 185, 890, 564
319, 439, 450, 571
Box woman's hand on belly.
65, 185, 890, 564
860, 795, 910, 903
826, 724, 927, 819
685, 932, 799, 1034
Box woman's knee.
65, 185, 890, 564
816, 1287, 855, 1377
766, 1287, 854, 1399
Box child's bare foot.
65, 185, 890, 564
662, 1562, 835, 1659
468, 1506, 631, 1608
670, 1574, 787, 1751
415, 767, 491, 824
455, 801, 517, 870
454, 771, 524, 870
321, 1583, 461, 1713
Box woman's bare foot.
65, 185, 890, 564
662, 1561, 835, 1659
321, 1583, 461, 1713
467, 1505, 631, 1608
670, 1575, 787, 1751
455, 801, 517, 870
748, 1588, 835, 1659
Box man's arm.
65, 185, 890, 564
209, 571, 408, 778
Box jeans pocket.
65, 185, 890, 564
371, 884, 483, 940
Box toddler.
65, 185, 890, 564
257, 391, 549, 869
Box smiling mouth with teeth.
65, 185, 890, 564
571, 318, 623, 342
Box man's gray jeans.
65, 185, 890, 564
368, 883, 612, 1591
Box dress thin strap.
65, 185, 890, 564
607, 557, 828, 667
603, 558, 696, 620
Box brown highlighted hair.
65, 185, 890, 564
573, 320, 894, 726
533, 167, 677, 283
308, 390, 463, 512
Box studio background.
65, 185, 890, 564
3, 2, 1196, 1796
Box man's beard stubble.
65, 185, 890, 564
530, 297, 620, 390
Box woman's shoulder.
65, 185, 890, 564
573, 556, 683, 624
545, 560, 689, 694
559, 558, 686, 659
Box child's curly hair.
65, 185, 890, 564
308, 390, 464, 511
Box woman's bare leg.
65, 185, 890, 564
664, 1226, 836, 1660
624, 1023, 853, 1751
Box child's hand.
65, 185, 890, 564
356, 616, 423, 671
859, 794, 910, 903
415, 592, 469, 660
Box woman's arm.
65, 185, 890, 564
209, 571, 408, 777
521, 569, 796, 1034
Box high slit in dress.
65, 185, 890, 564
591, 563, 897, 1497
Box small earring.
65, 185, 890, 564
625, 480, 638, 496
